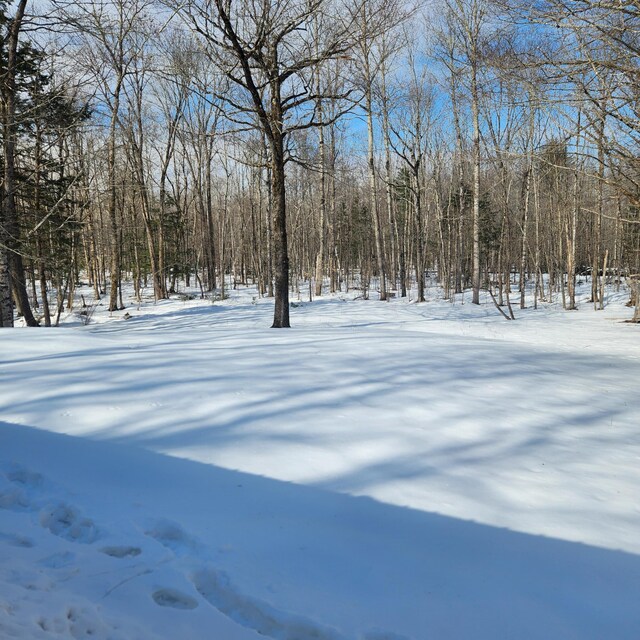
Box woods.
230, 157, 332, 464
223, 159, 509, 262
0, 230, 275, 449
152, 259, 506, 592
1, 0, 639, 327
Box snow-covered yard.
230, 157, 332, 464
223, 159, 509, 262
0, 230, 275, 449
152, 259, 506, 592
1, 283, 639, 639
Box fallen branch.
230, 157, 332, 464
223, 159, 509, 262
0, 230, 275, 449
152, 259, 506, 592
487, 288, 513, 320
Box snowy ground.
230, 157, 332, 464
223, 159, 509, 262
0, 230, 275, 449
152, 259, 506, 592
1, 280, 639, 639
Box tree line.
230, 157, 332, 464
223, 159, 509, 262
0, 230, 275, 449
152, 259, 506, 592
1, 0, 639, 327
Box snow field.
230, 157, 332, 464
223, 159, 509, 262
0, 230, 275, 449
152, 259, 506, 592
1, 280, 639, 639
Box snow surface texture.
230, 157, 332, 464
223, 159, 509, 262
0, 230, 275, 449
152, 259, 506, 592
1, 281, 639, 639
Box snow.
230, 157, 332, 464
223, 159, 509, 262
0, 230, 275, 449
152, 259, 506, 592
1, 280, 639, 639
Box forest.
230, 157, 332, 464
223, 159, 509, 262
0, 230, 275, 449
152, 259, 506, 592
2, 2, 640, 637
0, 0, 639, 328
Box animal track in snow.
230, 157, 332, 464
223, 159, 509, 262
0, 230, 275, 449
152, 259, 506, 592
192, 567, 346, 640
39, 503, 99, 543
152, 588, 198, 610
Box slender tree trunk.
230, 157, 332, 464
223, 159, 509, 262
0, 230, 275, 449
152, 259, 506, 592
366, 89, 387, 300
108, 81, 123, 311
205, 141, 217, 290
414, 167, 425, 302
613, 190, 621, 291
264, 149, 275, 298
595, 113, 605, 310
471, 55, 481, 305
314, 97, 326, 297
0, 238, 12, 326
533, 166, 542, 308
38, 251, 51, 327
381, 58, 397, 289
448, 51, 465, 295
34, 117, 50, 325
328, 122, 339, 293
565, 169, 578, 310
520, 165, 532, 309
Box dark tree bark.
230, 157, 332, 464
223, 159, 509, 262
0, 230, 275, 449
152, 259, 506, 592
179, 0, 358, 326
1, 0, 38, 326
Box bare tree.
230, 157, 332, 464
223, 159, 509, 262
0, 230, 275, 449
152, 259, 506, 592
388, 38, 434, 302
55, 0, 155, 311
176, 0, 359, 327
351, 0, 409, 301
444, 0, 491, 305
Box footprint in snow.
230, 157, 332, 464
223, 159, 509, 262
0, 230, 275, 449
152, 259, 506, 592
39, 503, 99, 544
0, 466, 45, 511
192, 567, 345, 640
0, 467, 103, 546
144, 519, 199, 557
152, 588, 198, 610
100, 545, 142, 559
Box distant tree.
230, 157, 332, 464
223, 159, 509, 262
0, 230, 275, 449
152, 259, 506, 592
443, 0, 491, 306
24, 68, 90, 326
55, 0, 156, 311
388, 42, 433, 302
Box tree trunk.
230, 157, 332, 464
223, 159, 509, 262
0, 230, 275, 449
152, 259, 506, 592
381, 58, 397, 289
107, 81, 123, 312
414, 168, 425, 302
314, 99, 326, 297
270, 123, 290, 327
1, 0, 37, 326
520, 165, 531, 309
366, 90, 388, 301
471, 55, 481, 305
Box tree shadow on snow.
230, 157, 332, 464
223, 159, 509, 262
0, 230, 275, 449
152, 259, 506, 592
1, 421, 639, 640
